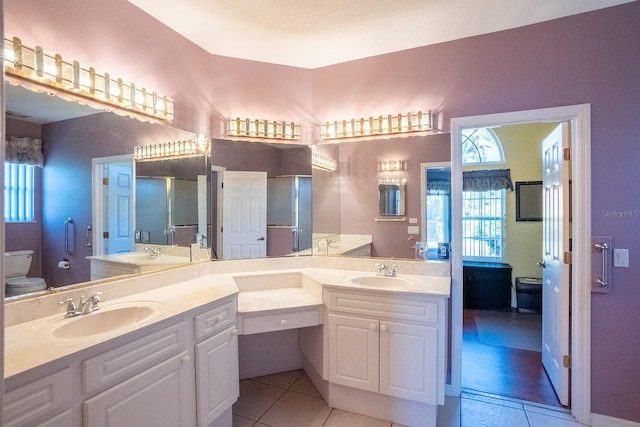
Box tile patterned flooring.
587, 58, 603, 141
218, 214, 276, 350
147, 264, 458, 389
232, 370, 584, 427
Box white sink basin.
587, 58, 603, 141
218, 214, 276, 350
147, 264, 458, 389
49, 302, 162, 339
350, 275, 413, 288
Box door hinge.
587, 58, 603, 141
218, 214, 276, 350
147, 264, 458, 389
102, 177, 109, 185
220, 227, 223, 233
103, 231, 109, 238
563, 355, 572, 369
564, 251, 572, 265
563, 147, 571, 161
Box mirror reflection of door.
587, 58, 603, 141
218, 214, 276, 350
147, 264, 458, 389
221, 171, 267, 259
107, 163, 135, 254
422, 163, 451, 261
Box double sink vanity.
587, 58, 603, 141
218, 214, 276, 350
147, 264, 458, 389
4, 256, 450, 427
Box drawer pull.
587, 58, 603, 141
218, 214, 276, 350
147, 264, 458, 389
370, 323, 377, 330
280, 319, 288, 327
216, 315, 225, 323
230, 329, 238, 336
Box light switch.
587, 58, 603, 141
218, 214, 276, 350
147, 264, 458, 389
407, 226, 420, 235
614, 249, 629, 267
409, 217, 418, 224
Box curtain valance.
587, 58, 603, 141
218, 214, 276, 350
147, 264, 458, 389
5, 136, 44, 167
463, 169, 513, 192
427, 180, 451, 195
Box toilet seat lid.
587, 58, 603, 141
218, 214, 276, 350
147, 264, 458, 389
6, 276, 46, 287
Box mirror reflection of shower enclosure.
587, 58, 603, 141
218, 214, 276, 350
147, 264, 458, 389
378, 178, 406, 216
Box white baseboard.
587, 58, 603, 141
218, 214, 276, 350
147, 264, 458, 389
591, 413, 640, 427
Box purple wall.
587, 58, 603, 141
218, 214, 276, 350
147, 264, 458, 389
312, 3, 640, 421
4, 0, 640, 421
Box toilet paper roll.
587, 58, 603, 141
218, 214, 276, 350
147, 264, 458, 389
58, 260, 70, 270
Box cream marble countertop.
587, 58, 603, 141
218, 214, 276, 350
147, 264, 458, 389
5, 275, 238, 378
5, 260, 450, 379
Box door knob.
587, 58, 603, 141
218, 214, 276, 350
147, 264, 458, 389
537, 261, 546, 268
257, 236, 265, 241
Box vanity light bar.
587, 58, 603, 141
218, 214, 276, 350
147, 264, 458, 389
320, 110, 432, 140
3, 36, 174, 122
378, 160, 406, 172
134, 136, 209, 161
379, 178, 406, 185
311, 150, 337, 171
226, 117, 301, 141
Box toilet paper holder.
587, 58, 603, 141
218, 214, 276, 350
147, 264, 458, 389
58, 259, 70, 270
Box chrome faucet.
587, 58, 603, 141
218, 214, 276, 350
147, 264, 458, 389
58, 291, 106, 318
144, 247, 161, 257
375, 263, 399, 277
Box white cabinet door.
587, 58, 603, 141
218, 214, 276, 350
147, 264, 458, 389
195, 327, 239, 427
84, 351, 196, 427
328, 313, 379, 393
379, 321, 438, 404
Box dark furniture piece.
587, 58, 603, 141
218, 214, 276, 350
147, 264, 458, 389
463, 261, 512, 310
515, 277, 543, 313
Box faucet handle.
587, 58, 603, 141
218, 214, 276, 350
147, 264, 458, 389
58, 297, 77, 317
375, 263, 388, 275
91, 291, 105, 302
389, 264, 399, 276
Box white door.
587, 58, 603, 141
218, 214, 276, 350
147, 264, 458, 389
106, 163, 134, 254
541, 122, 570, 406
221, 171, 267, 259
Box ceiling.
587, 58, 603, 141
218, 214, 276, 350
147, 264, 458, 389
128, 0, 633, 69
6, 0, 633, 124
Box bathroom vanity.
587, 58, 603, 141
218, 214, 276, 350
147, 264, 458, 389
3, 257, 450, 427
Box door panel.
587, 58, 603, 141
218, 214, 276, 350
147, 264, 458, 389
328, 314, 379, 393
107, 163, 134, 254
221, 171, 267, 259
541, 122, 570, 406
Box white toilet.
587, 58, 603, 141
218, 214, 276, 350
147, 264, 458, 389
5, 250, 47, 297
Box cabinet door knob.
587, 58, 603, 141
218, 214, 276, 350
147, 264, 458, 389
230, 328, 238, 336
182, 355, 191, 364
380, 324, 388, 332
370, 323, 377, 330
280, 319, 288, 327
216, 315, 225, 323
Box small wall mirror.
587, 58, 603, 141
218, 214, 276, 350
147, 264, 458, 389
378, 178, 406, 216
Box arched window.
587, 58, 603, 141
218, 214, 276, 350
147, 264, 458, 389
462, 128, 504, 164
461, 128, 506, 260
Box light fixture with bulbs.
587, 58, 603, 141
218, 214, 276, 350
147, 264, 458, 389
311, 149, 337, 171
226, 117, 301, 141
378, 160, 406, 172
3, 36, 174, 122
320, 110, 432, 140
134, 135, 210, 161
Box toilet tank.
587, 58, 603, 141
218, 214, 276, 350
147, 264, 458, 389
5, 250, 34, 277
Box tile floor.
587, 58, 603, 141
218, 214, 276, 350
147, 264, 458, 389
232, 370, 584, 427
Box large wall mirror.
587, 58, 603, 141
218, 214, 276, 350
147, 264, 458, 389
311, 134, 451, 260
4, 84, 207, 300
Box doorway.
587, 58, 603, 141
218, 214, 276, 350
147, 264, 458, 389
449, 105, 592, 424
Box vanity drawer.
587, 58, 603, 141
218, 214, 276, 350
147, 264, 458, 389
3, 368, 71, 427
326, 290, 440, 324
239, 307, 323, 335
194, 297, 237, 341
83, 321, 188, 395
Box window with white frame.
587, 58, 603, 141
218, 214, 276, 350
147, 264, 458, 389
4, 162, 35, 222
462, 128, 508, 261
